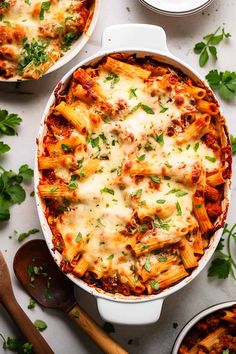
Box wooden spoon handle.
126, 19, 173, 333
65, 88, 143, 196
2, 295, 54, 354
68, 304, 128, 354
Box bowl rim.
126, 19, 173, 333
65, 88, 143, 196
172, 300, 236, 353
141, 0, 213, 13
0, 0, 101, 82
34, 46, 231, 303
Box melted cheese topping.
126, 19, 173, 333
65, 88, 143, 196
40, 56, 227, 296
0, 0, 91, 78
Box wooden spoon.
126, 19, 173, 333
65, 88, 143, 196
13, 239, 128, 354
0, 250, 54, 354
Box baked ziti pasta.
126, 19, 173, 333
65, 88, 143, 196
0, 0, 94, 79
178, 305, 236, 354
38, 54, 231, 296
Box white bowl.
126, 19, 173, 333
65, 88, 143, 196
0, 0, 101, 82
172, 301, 236, 353
35, 24, 231, 325
140, 0, 215, 16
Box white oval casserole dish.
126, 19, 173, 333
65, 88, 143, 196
172, 301, 236, 353
35, 24, 232, 325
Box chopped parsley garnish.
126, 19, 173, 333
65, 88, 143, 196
61, 143, 74, 152
90, 136, 100, 148
107, 254, 114, 260
149, 280, 160, 290
137, 154, 145, 162
72, 311, 80, 318
61, 31, 80, 51
132, 189, 142, 198
205, 155, 216, 163
28, 297, 36, 310
0, 1, 10, 9
75, 232, 82, 242
155, 133, 164, 146
144, 258, 151, 272
176, 201, 182, 216
129, 87, 138, 99
68, 181, 77, 190
166, 188, 180, 195
17, 228, 39, 242
39, 1, 50, 20
104, 73, 120, 88
18, 39, 49, 75
186, 144, 191, 150
159, 256, 168, 262
156, 199, 166, 204
100, 187, 114, 195
34, 319, 47, 332
175, 191, 188, 197
154, 217, 170, 231
194, 142, 200, 152
165, 161, 172, 168
195, 204, 202, 209
131, 102, 154, 115
49, 186, 58, 193
151, 175, 161, 183
0, 335, 33, 353
159, 104, 168, 113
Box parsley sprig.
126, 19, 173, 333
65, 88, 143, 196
206, 70, 236, 100
208, 223, 236, 280
194, 27, 231, 67
0, 164, 33, 221
18, 38, 49, 75
231, 135, 236, 155
0, 109, 22, 136
0, 334, 33, 353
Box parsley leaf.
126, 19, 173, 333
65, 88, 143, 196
0, 109, 22, 136
34, 319, 47, 332
61, 31, 80, 51
208, 258, 231, 279
100, 187, 114, 195
0, 335, 33, 353
17, 228, 39, 242
129, 87, 138, 99
104, 73, 120, 88
0, 142, 10, 155
155, 133, 164, 146
18, 39, 49, 75
0, 165, 33, 221
206, 70, 236, 100
144, 258, 151, 272
194, 27, 231, 67
39, 1, 50, 20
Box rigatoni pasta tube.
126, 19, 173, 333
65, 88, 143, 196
47, 136, 84, 156
193, 192, 213, 234
38, 155, 75, 170
55, 101, 90, 134
72, 256, 89, 277
38, 185, 79, 200
179, 237, 198, 268
198, 327, 226, 351
176, 114, 211, 144
207, 168, 227, 186
156, 265, 188, 289
196, 100, 219, 115
74, 159, 100, 179
103, 56, 151, 80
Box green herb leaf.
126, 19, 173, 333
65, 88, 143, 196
104, 73, 120, 88
141, 104, 154, 115
137, 154, 145, 162
72, 311, 80, 318
156, 199, 166, 204
107, 254, 114, 260
155, 133, 164, 146
61, 31, 79, 51
75, 232, 82, 242
28, 297, 36, 309
151, 175, 161, 184
100, 187, 114, 195
194, 142, 200, 152
34, 319, 47, 332
176, 201, 182, 216
208, 258, 231, 279
159, 104, 168, 113
90, 136, 100, 148
1, 335, 33, 353
39, 1, 51, 20
61, 143, 74, 152
133, 189, 142, 198
0, 141, 10, 155
205, 155, 216, 163
18, 39, 49, 75
129, 87, 138, 99
149, 280, 160, 290
144, 258, 151, 272
175, 191, 188, 197
0, 109, 22, 136
17, 228, 39, 242
18, 164, 33, 181
206, 69, 236, 100
199, 48, 209, 67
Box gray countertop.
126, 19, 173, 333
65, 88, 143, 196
0, 0, 235, 353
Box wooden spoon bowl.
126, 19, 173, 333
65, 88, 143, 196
13, 239, 128, 354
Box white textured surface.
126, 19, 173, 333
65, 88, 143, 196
0, 0, 235, 353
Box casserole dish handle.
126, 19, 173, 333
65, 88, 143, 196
102, 24, 169, 53
97, 298, 164, 325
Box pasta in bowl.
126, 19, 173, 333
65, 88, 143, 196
36, 24, 232, 324
0, 0, 100, 80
